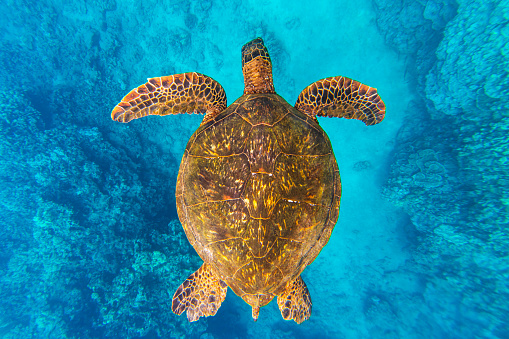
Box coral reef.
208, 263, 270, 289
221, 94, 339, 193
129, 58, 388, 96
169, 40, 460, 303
378, 0, 509, 336
425, 0, 509, 120
372, 0, 457, 89
0, 78, 201, 337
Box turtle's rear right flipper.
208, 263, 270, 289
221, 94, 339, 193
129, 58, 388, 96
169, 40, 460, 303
172, 263, 228, 322
277, 275, 312, 324
111, 72, 227, 123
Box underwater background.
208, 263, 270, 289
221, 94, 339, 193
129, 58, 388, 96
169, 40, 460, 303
0, 0, 507, 338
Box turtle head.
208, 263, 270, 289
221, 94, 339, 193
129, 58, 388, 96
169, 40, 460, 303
241, 37, 275, 95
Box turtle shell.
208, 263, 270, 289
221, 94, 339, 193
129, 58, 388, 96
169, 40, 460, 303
175, 93, 341, 303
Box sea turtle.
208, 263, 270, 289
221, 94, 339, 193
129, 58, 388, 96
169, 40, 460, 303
111, 38, 385, 324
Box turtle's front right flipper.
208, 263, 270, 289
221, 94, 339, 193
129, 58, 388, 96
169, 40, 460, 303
111, 72, 227, 123
295, 76, 385, 126
172, 263, 228, 322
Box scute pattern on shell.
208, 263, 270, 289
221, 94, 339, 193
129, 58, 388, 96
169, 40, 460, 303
176, 93, 341, 300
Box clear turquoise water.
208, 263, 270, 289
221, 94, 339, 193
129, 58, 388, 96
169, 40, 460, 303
0, 0, 507, 338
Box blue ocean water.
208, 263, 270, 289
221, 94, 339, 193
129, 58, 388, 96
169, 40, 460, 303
0, 0, 507, 338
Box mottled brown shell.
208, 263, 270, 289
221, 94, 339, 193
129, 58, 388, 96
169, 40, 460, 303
176, 93, 341, 304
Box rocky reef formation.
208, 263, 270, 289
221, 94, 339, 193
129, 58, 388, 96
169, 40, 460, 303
375, 0, 509, 336
0, 86, 205, 337
0, 1, 207, 337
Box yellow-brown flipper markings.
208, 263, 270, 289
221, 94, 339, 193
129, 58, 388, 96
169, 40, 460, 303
172, 263, 228, 322
111, 72, 227, 123
277, 275, 312, 324
295, 76, 385, 126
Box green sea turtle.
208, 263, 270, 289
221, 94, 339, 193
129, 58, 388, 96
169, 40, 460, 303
111, 38, 385, 324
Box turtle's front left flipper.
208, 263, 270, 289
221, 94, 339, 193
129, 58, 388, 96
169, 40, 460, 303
172, 263, 228, 322
295, 76, 385, 126
111, 72, 227, 123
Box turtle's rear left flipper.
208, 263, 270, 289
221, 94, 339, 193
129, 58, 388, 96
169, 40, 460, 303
295, 76, 385, 126
277, 275, 312, 324
111, 72, 227, 123
172, 263, 228, 322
